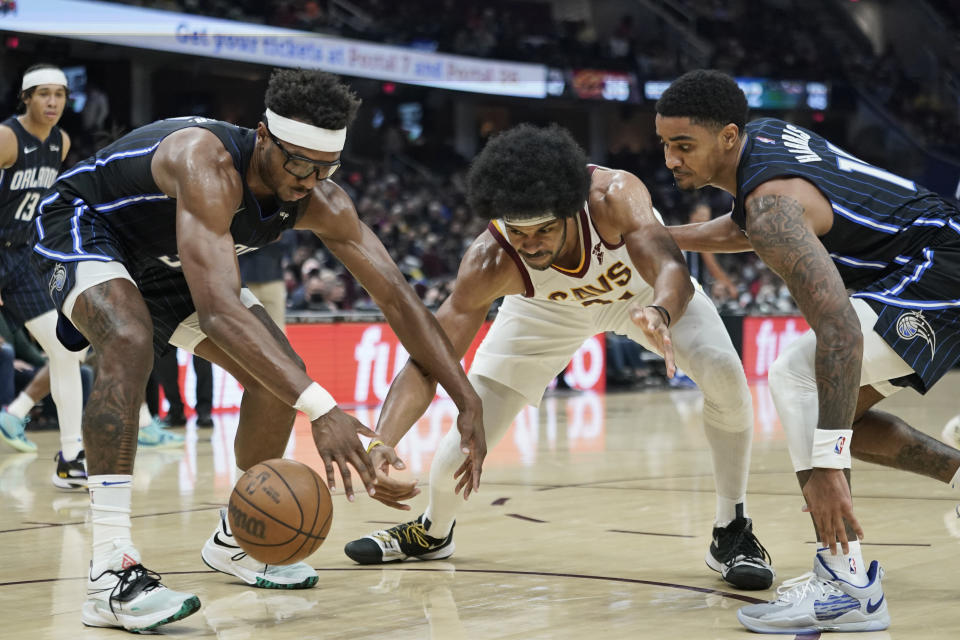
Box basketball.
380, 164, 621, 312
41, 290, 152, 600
227, 459, 333, 565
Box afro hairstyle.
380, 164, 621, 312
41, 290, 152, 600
467, 124, 591, 222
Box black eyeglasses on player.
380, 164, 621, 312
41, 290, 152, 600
267, 130, 341, 180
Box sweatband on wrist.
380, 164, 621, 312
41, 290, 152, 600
366, 439, 386, 454
293, 382, 337, 421
811, 428, 853, 469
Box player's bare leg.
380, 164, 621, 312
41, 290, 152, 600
70, 278, 200, 631
192, 305, 300, 470
851, 385, 960, 483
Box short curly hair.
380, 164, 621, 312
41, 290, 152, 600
467, 124, 590, 222
264, 68, 361, 130
656, 70, 748, 133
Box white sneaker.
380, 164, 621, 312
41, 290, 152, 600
201, 508, 319, 589
942, 414, 960, 451
737, 553, 890, 634
81, 543, 200, 632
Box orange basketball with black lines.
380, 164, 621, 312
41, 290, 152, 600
228, 459, 333, 564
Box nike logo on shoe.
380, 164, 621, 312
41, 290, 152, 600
213, 532, 241, 549
23, 146, 38, 154
866, 596, 884, 614
101, 480, 130, 486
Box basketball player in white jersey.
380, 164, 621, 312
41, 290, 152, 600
345, 124, 775, 590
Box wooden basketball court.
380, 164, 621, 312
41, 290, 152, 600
2, 373, 959, 639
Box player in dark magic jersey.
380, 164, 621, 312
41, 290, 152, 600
657, 69, 960, 634
32, 68, 484, 633
0, 64, 89, 490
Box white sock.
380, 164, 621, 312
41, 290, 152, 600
6, 391, 36, 420
715, 497, 747, 528
138, 403, 153, 429
950, 465, 960, 489
89, 475, 134, 572
818, 540, 868, 587
424, 375, 527, 539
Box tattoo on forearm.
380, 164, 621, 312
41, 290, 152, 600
746, 195, 861, 430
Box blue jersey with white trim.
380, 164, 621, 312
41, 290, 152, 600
0, 115, 63, 245
732, 118, 960, 291
35, 116, 302, 270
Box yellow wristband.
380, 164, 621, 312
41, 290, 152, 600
366, 439, 386, 454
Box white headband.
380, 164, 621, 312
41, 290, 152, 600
22, 68, 68, 92
265, 108, 346, 153
502, 213, 559, 226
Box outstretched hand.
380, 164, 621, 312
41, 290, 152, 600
310, 407, 378, 502
801, 467, 864, 555
452, 401, 486, 499
368, 443, 421, 510
629, 304, 675, 377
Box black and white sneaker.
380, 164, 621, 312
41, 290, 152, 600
52, 450, 87, 490
344, 515, 455, 564
706, 509, 774, 590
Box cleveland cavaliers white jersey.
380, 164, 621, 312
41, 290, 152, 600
487, 202, 653, 309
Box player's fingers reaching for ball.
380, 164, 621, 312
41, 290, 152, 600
335, 454, 357, 501
322, 458, 337, 492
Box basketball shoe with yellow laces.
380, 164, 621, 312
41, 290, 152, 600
344, 515, 455, 564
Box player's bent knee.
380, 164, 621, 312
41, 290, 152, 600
96, 328, 154, 380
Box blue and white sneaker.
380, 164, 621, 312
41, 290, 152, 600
138, 418, 184, 449
0, 410, 36, 453
82, 543, 200, 632
737, 553, 889, 634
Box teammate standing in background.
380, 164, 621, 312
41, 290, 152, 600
0, 64, 87, 491
658, 69, 960, 633
345, 123, 776, 591
33, 68, 483, 633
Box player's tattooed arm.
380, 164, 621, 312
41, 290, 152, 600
744, 192, 862, 431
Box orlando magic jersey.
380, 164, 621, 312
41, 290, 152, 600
0, 115, 62, 246
733, 118, 960, 292
733, 118, 960, 393
34, 116, 302, 272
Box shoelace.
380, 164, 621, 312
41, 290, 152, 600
107, 564, 162, 615
381, 521, 433, 549
773, 571, 844, 604
720, 525, 772, 565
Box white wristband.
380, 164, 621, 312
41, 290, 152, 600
811, 428, 853, 469
293, 382, 337, 421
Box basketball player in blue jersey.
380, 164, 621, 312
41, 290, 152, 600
31, 68, 483, 633
0, 64, 89, 489
344, 123, 777, 591
657, 69, 960, 633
